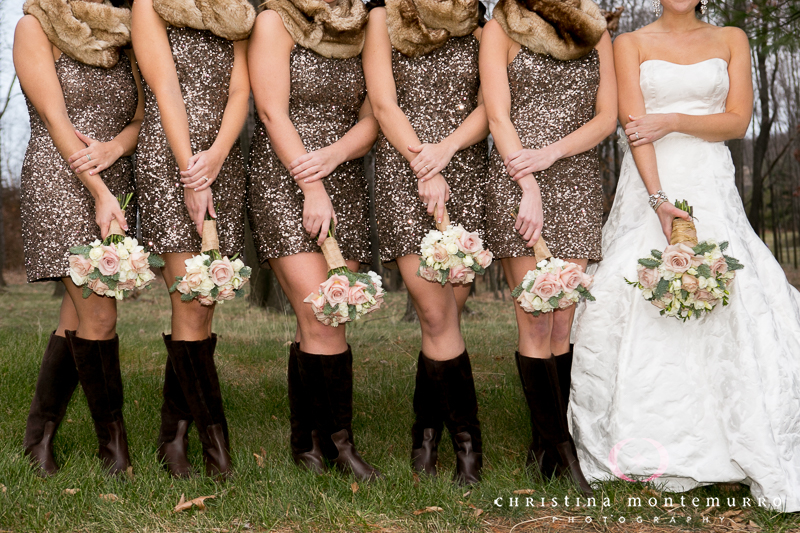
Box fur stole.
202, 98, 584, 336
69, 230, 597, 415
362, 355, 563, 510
385, 0, 479, 58
266, 0, 368, 59
153, 0, 256, 41
492, 0, 606, 61
23, 0, 131, 69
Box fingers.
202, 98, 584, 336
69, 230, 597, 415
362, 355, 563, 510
417, 165, 440, 182
303, 171, 326, 184
309, 215, 322, 240
288, 152, 312, 172
408, 144, 423, 153
434, 194, 445, 224
72, 159, 99, 175
74, 130, 94, 145
68, 147, 90, 165
528, 225, 542, 248
294, 165, 322, 181
114, 208, 130, 232
186, 153, 201, 171
180, 162, 204, 181
291, 158, 317, 178
189, 176, 214, 191
504, 150, 523, 168
318, 217, 331, 246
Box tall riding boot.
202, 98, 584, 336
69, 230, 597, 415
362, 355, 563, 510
516, 354, 592, 496
411, 352, 444, 476
67, 331, 131, 475
165, 334, 231, 478
288, 342, 326, 474
554, 345, 574, 409
23, 332, 80, 476
515, 352, 556, 477
157, 334, 199, 478
296, 346, 380, 481
423, 350, 483, 486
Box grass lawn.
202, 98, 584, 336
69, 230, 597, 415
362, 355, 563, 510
0, 278, 798, 532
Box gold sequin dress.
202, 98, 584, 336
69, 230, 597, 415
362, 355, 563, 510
136, 27, 245, 257
485, 47, 602, 260
21, 53, 138, 283
374, 35, 488, 264
247, 46, 371, 265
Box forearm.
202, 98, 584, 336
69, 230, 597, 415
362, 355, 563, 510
154, 86, 193, 171
629, 143, 663, 195
546, 113, 616, 160
671, 112, 749, 142
261, 112, 324, 195
210, 88, 249, 160
441, 104, 489, 154
110, 119, 142, 158
328, 114, 379, 163
373, 104, 422, 164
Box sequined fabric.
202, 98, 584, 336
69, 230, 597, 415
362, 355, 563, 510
247, 46, 370, 266
136, 27, 245, 257
374, 35, 488, 264
485, 47, 602, 260
21, 53, 137, 283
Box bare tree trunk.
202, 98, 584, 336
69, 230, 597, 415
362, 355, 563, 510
0, 154, 6, 288
747, 44, 777, 237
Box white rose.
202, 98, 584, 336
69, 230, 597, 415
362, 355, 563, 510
198, 277, 215, 294
91, 239, 102, 247
426, 257, 434, 267
70, 272, 88, 287
232, 258, 245, 272
123, 237, 134, 250
89, 246, 104, 261
446, 242, 458, 255
463, 255, 474, 267
118, 247, 129, 260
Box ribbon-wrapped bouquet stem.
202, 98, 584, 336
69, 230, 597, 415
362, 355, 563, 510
68, 193, 164, 299
418, 207, 493, 285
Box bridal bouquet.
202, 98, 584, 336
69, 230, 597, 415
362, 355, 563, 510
169, 214, 251, 306
68, 193, 164, 299
626, 200, 743, 321
304, 223, 384, 327
418, 208, 493, 285
511, 238, 595, 316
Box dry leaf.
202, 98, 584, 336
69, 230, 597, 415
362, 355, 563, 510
253, 452, 264, 468
474, 508, 483, 517
351, 482, 359, 494
63, 489, 80, 495
271, 415, 277, 421
134, 400, 139, 408
462, 491, 471, 498
362, 358, 370, 363
1, 484, 6, 493
700, 505, 714, 516
284, 341, 293, 346
412, 472, 420, 486
413, 506, 443, 516
125, 466, 134, 480
723, 509, 744, 518
173, 494, 215, 513
644, 487, 662, 498
99, 494, 118, 502
513, 489, 536, 495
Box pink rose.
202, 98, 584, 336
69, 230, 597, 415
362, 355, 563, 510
98, 245, 120, 276
304, 292, 326, 312
217, 286, 236, 301
456, 230, 483, 255
373, 287, 385, 308
690, 254, 705, 268
661, 243, 695, 273
198, 294, 215, 306
419, 266, 439, 282
185, 271, 205, 290
69, 254, 93, 277
681, 273, 699, 293
581, 272, 594, 288
88, 277, 109, 295
695, 289, 718, 305
448, 264, 471, 284
209, 258, 234, 287
637, 265, 659, 289
177, 279, 192, 295
117, 279, 136, 292
558, 297, 574, 309
348, 281, 370, 305
431, 244, 449, 264
129, 251, 150, 273
475, 249, 493, 269
320, 274, 350, 305
559, 262, 585, 292
532, 272, 563, 300
710, 257, 728, 276
517, 291, 537, 313
652, 298, 666, 309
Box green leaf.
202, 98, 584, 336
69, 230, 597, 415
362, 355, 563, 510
650, 249, 663, 259
210, 286, 219, 299
696, 264, 712, 279
638, 258, 661, 269
511, 285, 523, 298
719, 241, 729, 252
69, 245, 92, 256
148, 254, 165, 268
180, 292, 195, 302
169, 281, 180, 293
724, 255, 745, 271
240, 266, 252, 278
548, 296, 560, 308
349, 306, 357, 321
323, 302, 334, 314
82, 286, 93, 299
692, 242, 716, 255
653, 277, 670, 299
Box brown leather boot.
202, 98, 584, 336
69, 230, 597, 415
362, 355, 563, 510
67, 331, 131, 476
157, 334, 197, 478
411, 353, 443, 476
288, 343, 326, 474
23, 332, 80, 476
515, 351, 556, 477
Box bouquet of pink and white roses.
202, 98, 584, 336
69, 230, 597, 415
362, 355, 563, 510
169, 215, 252, 306
627, 200, 742, 321
304, 223, 384, 327
418, 208, 493, 285
68, 193, 164, 299
511, 238, 595, 316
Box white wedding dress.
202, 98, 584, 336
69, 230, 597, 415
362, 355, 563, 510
571, 58, 800, 512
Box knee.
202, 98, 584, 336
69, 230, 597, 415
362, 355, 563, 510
84, 306, 117, 338
417, 305, 456, 337
177, 302, 213, 330
518, 313, 551, 344
550, 317, 572, 346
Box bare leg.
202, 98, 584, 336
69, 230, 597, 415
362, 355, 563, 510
161, 253, 215, 341
501, 257, 552, 359
54, 284, 80, 337
452, 284, 471, 323
62, 278, 118, 340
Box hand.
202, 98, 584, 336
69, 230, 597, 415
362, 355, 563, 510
184, 187, 216, 236
68, 130, 123, 176
504, 147, 559, 180
625, 113, 677, 147
656, 201, 691, 243
180, 148, 225, 191
408, 141, 457, 182
303, 185, 337, 246
95, 191, 128, 240
515, 177, 543, 247
288, 146, 343, 184
418, 173, 451, 224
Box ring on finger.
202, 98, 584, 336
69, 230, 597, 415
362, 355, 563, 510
203, 177, 209, 183
634, 132, 640, 141
86, 154, 92, 162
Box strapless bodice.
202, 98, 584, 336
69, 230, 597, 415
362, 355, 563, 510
640, 58, 729, 116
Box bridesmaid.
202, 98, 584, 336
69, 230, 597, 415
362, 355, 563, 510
131, 0, 254, 478
480, 0, 616, 494
363, 0, 489, 485
248, 0, 380, 481
15, 0, 143, 476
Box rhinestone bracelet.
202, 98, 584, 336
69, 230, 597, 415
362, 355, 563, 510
648, 190, 668, 211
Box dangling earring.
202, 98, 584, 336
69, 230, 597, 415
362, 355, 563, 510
652, 0, 662, 17
700, 0, 708, 15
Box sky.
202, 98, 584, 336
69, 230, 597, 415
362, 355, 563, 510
0, 0, 27, 187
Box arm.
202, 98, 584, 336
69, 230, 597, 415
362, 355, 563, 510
68, 48, 146, 176
249, 10, 337, 244
13, 15, 127, 239
289, 95, 380, 183
479, 19, 540, 246
180, 40, 250, 190
362, 7, 449, 223
505, 32, 618, 180
132, 0, 212, 234
614, 33, 689, 242
625, 28, 752, 145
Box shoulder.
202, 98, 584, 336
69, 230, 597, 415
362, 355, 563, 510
717, 25, 750, 50
612, 31, 641, 50
253, 9, 293, 43
367, 6, 386, 25
15, 14, 46, 40
481, 19, 510, 43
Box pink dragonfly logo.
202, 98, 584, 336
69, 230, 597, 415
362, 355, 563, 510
608, 438, 669, 482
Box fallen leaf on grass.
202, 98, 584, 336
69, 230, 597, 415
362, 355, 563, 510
63, 489, 80, 495
474, 508, 483, 517
412, 472, 420, 486
351, 482, 359, 494
723, 509, 744, 518
173, 493, 215, 513
700, 505, 714, 516
98, 494, 118, 502
413, 506, 443, 516
271, 415, 278, 420
125, 466, 134, 480
462, 491, 471, 498
0, 484, 6, 493
513, 489, 536, 495
643, 487, 662, 498
747, 520, 761, 531
253, 452, 264, 468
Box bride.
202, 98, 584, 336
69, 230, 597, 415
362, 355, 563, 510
571, 0, 800, 512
